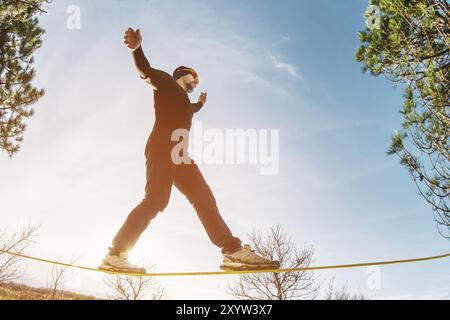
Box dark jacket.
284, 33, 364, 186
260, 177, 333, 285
132, 46, 203, 133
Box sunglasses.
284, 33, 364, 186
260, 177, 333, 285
190, 70, 199, 82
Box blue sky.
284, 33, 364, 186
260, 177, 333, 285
1, 0, 449, 299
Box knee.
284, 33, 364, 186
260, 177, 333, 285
192, 192, 217, 211
140, 194, 170, 213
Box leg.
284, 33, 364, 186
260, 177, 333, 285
109, 139, 176, 255
174, 158, 242, 254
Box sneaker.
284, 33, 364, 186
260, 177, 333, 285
98, 252, 146, 273
220, 244, 281, 271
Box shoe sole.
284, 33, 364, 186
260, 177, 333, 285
220, 261, 280, 272
98, 263, 146, 274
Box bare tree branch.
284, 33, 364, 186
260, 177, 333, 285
0, 222, 39, 285
227, 225, 320, 300
103, 260, 166, 300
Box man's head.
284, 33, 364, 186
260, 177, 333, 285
173, 66, 199, 93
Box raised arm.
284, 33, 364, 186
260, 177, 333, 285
190, 101, 204, 113
191, 92, 207, 113
123, 28, 172, 90
132, 45, 152, 81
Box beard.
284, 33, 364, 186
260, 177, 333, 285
186, 81, 195, 93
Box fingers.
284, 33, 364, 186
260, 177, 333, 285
124, 27, 140, 47
123, 28, 131, 45
199, 92, 207, 103
124, 27, 136, 38
124, 28, 132, 40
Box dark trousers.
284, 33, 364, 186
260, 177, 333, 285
109, 131, 242, 256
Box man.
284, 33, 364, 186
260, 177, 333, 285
99, 28, 280, 273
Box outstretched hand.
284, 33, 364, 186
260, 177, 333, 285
198, 92, 207, 105
123, 27, 142, 51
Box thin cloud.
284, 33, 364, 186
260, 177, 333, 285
280, 35, 290, 42
268, 52, 302, 80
